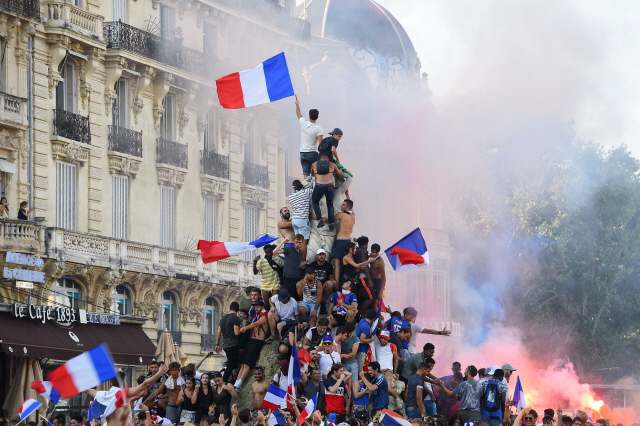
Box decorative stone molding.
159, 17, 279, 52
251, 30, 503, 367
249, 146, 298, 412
178, 82, 199, 137
177, 0, 192, 20
156, 164, 187, 188
152, 73, 174, 130
152, 0, 159, 10
80, 48, 105, 110
197, 118, 207, 142
108, 151, 142, 178
240, 185, 268, 207
46, 35, 70, 98
104, 56, 126, 116
179, 296, 203, 327
51, 136, 91, 166
200, 175, 228, 198
130, 65, 154, 124
196, 4, 211, 28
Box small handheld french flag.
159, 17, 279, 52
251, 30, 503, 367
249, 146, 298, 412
17, 398, 42, 421
216, 52, 295, 109
299, 395, 317, 425
31, 381, 61, 404
48, 344, 118, 398
261, 384, 286, 411
268, 409, 287, 426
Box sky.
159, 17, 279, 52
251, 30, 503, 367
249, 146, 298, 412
374, 0, 640, 157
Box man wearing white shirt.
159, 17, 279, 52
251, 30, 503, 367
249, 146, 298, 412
295, 99, 323, 178
267, 288, 299, 341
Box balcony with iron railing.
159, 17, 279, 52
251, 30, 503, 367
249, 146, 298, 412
2, 0, 40, 20
104, 21, 204, 75
52, 109, 91, 145
200, 151, 229, 180
42, 0, 104, 40
0, 92, 28, 128
157, 138, 188, 169
201, 334, 216, 351
108, 125, 143, 157
243, 162, 270, 189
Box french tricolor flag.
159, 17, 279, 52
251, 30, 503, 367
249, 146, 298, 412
88, 387, 130, 421
286, 340, 302, 411
17, 398, 42, 421
384, 228, 430, 272
299, 394, 317, 425
48, 344, 118, 398
260, 384, 286, 411
31, 381, 61, 404
198, 235, 277, 264
216, 52, 295, 109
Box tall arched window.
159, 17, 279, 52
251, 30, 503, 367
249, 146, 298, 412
49, 278, 83, 310
111, 285, 131, 315
203, 297, 217, 335
161, 292, 177, 331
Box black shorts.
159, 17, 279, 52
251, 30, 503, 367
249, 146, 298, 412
371, 278, 382, 299
242, 338, 264, 367
333, 314, 347, 326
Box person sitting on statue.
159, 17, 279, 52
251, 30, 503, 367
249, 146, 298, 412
310, 154, 342, 231
278, 316, 310, 356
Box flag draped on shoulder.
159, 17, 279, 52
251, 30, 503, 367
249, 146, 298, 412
384, 228, 429, 272
216, 52, 295, 109
513, 376, 527, 414
198, 235, 277, 263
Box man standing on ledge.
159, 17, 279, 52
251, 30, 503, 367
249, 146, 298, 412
296, 99, 323, 178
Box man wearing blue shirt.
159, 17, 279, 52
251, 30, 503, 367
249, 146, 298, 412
360, 362, 389, 417
355, 309, 377, 373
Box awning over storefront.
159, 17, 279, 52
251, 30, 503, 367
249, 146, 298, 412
0, 313, 156, 365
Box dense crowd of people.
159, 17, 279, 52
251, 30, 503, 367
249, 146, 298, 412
28, 103, 622, 426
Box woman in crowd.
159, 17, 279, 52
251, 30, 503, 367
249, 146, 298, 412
0, 197, 8, 219
196, 372, 214, 423
213, 372, 238, 423
177, 376, 199, 423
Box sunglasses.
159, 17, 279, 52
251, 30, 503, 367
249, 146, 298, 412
525, 418, 534, 421
323, 342, 332, 345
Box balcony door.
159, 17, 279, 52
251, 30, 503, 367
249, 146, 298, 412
112, 78, 128, 128
56, 62, 76, 113
113, 174, 128, 239
243, 205, 259, 261
160, 185, 175, 248
160, 94, 176, 141
56, 161, 77, 230
112, 0, 127, 22
160, 5, 175, 41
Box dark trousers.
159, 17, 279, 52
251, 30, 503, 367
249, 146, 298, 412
283, 277, 301, 301
312, 184, 335, 223
222, 345, 240, 383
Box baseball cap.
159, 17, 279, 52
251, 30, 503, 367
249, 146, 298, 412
298, 316, 310, 325
279, 359, 289, 369
379, 330, 391, 340
316, 248, 327, 255
501, 363, 516, 371
253, 299, 265, 306
255, 365, 265, 372
305, 266, 315, 274
487, 365, 500, 375
278, 287, 289, 302
329, 128, 343, 136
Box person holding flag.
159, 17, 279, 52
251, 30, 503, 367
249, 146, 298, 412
15, 398, 41, 425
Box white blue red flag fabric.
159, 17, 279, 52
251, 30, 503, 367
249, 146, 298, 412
513, 376, 527, 414
16, 398, 41, 421
216, 52, 294, 109
47, 344, 118, 398
370, 301, 382, 335
299, 394, 317, 425
87, 387, 129, 421
379, 409, 412, 426
384, 228, 430, 272
39, 415, 54, 426
198, 235, 277, 264
268, 409, 287, 426
260, 384, 286, 411
286, 340, 302, 410
326, 413, 337, 426
31, 381, 61, 404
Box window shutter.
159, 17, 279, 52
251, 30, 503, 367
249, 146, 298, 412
56, 161, 77, 230
113, 174, 128, 239
243, 205, 259, 261
160, 186, 175, 248
112, 0, 127, 23
204, 196, 217, 241
66, 64, 75, 113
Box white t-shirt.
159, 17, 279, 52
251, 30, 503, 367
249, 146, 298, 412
502, 377, 510, 399
374, 337, 396, 371
318, 351, 341, 374
299, 117, 323, 152
274, 373, 289, 408
408, 323, 425, 354
270, 295, 298, 320
424, 381, 434, 401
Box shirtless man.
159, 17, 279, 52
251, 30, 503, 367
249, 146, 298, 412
85, 363, 169, 426
250, 366, 271, 421
143, 361, 184, 424
234, 299, 269, 391
369, 243, 386, 301
332, 199, 356, 285
278, 207, 295, 246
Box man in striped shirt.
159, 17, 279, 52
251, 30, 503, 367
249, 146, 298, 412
288, 179, 313, 261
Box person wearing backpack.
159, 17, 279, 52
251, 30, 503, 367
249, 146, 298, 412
481, 368, 508, 426
310, 154, 342, 231
318, 128, 343, 163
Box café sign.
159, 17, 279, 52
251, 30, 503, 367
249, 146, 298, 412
12, 303, 120, 325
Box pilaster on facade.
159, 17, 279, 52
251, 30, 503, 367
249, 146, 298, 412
152, 73, 174, 130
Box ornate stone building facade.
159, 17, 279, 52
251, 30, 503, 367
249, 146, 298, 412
0, 0, 310, 371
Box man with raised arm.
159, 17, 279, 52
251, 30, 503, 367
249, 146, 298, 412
296, 99, 323, 178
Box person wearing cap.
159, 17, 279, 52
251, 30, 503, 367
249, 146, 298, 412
253, 244, 284, 305
288, 179, 313, 258
273, 359, 291, 409
308, 248, 337, 313
251, 366, 271, 423
374, 330, 404, 409
318, 331, 341, 374
318, 128, 343, 164
500, 363, 516, 405
235, 299, 269, 391
278, 316, 310, 356
297, 266, 323, 326
480, 369, 508, 426
268, 287, 299, 341
295, 98, 322, 178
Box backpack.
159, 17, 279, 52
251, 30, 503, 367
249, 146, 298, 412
481, 379, 502, 413
316, 159, 330, 175
318, 136, 334, 153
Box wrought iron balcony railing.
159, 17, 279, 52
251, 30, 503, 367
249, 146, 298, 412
108, 125, 143, 157
200, 151, 229, 180
157, 331, 182, 346
53, 109, 91, 145
1, 0, 40, 20
104, 21, 204, 75
201, 334, 216, 351
243, 162, 270, 189
157, 138, 188, 169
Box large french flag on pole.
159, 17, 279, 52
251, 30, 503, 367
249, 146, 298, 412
31, 381, 61, 404
48, 344, 118, 399
260, 384, 286, 411
286, 341, 302, 410
216, 52, 295, 109
198, 235, 278, 264
384, 228, 430, 272
513, 376, 527, 414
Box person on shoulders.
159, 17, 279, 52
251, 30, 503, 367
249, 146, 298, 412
310, 154, 342, 232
